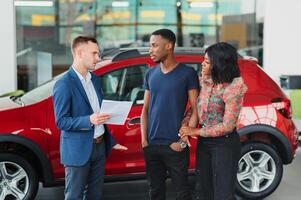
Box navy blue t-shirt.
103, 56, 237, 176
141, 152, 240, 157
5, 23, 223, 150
143, 63, 199, 145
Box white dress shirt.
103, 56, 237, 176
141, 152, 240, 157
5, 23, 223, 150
72, 67, 105, 138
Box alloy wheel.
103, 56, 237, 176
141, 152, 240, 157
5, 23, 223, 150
0, 161, 29, 200
237, 150, 276, 193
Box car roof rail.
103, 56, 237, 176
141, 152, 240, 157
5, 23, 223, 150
101, 47, 120, 59
111, 49, 143, 62
111, 47, 205, 62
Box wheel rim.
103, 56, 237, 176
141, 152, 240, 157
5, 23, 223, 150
237, 150, 276, 193
0, 161, 29, 200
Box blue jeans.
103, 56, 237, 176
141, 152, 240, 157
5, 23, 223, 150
143, 144, 192, 200
64, 142, 106, 200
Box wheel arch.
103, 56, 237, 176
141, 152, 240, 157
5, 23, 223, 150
0, 134, 56, 186
237, 124, 293, 164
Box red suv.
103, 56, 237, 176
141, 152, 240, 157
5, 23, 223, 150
0, 48, 298, 200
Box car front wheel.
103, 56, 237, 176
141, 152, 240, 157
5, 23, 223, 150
236, 142, 283, 199
0, 153, 38, 200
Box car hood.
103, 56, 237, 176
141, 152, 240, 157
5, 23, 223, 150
0, 96, 21, 111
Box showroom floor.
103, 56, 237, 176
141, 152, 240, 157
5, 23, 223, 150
36, 146, 301, 200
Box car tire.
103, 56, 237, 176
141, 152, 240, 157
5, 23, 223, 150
236, 142, 283, 199
0, 153, 39, 200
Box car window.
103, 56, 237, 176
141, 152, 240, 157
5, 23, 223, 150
21, 72, 65, 105
100, 69, 124, 101
100, 63, 198, 104
100, 64, 148, 104
181, 62, 201, 75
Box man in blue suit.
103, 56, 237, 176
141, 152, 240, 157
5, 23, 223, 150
53, 36, 127, 200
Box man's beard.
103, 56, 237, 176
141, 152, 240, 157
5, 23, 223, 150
154, 53, 168, 63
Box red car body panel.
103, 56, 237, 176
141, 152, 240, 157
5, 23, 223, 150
0, 54, 298, 182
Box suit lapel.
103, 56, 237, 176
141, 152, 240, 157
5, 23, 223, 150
68, 68, 91, 107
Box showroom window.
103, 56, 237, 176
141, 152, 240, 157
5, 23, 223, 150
15, 0, 263, 92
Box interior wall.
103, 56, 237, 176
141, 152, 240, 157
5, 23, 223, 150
264, 0, 301, 83
0, 1, 16, 95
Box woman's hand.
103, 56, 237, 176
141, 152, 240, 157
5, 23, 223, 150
179, 125, 200, 138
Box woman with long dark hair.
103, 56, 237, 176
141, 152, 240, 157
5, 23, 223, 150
180, 42, 248, 200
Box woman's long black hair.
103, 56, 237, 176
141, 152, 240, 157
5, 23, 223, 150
205, 42, 241, 84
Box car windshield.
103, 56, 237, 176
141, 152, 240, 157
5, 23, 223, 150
21, 72, 65, 105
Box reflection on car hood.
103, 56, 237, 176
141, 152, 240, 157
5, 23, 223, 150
0, 96, 21, 111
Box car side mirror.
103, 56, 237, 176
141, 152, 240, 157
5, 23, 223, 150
134, 90, 145, 105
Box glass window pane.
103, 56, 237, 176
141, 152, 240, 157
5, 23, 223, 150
15, 0, 264, 92
100, 68, 124, 101
122, 64, 147, 102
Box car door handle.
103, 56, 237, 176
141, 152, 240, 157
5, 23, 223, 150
128, 117, 141, 126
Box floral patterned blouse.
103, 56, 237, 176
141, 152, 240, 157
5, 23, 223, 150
198, 76, 248, 137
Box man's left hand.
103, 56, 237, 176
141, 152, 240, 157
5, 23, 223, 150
181, 136, 191, 147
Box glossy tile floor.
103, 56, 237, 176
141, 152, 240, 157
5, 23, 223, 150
36, 146, 301, 200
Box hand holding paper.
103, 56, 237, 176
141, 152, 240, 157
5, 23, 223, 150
99, 100, 133, 125
90, 113, 111, 125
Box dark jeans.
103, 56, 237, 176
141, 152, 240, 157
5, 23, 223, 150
143, 144, 192, 200
194, 131, 241, 200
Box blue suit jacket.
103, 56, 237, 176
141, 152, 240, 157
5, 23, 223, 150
53, 67, 116, 166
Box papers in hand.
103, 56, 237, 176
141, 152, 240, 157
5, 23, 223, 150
100, 100, 133, 125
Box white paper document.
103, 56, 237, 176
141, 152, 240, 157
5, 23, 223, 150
100, 100, 133, 125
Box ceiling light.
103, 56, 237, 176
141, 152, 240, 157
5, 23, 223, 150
14, 1, 53, 7
190, 2, 214, 8
112, 1, 129, 7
